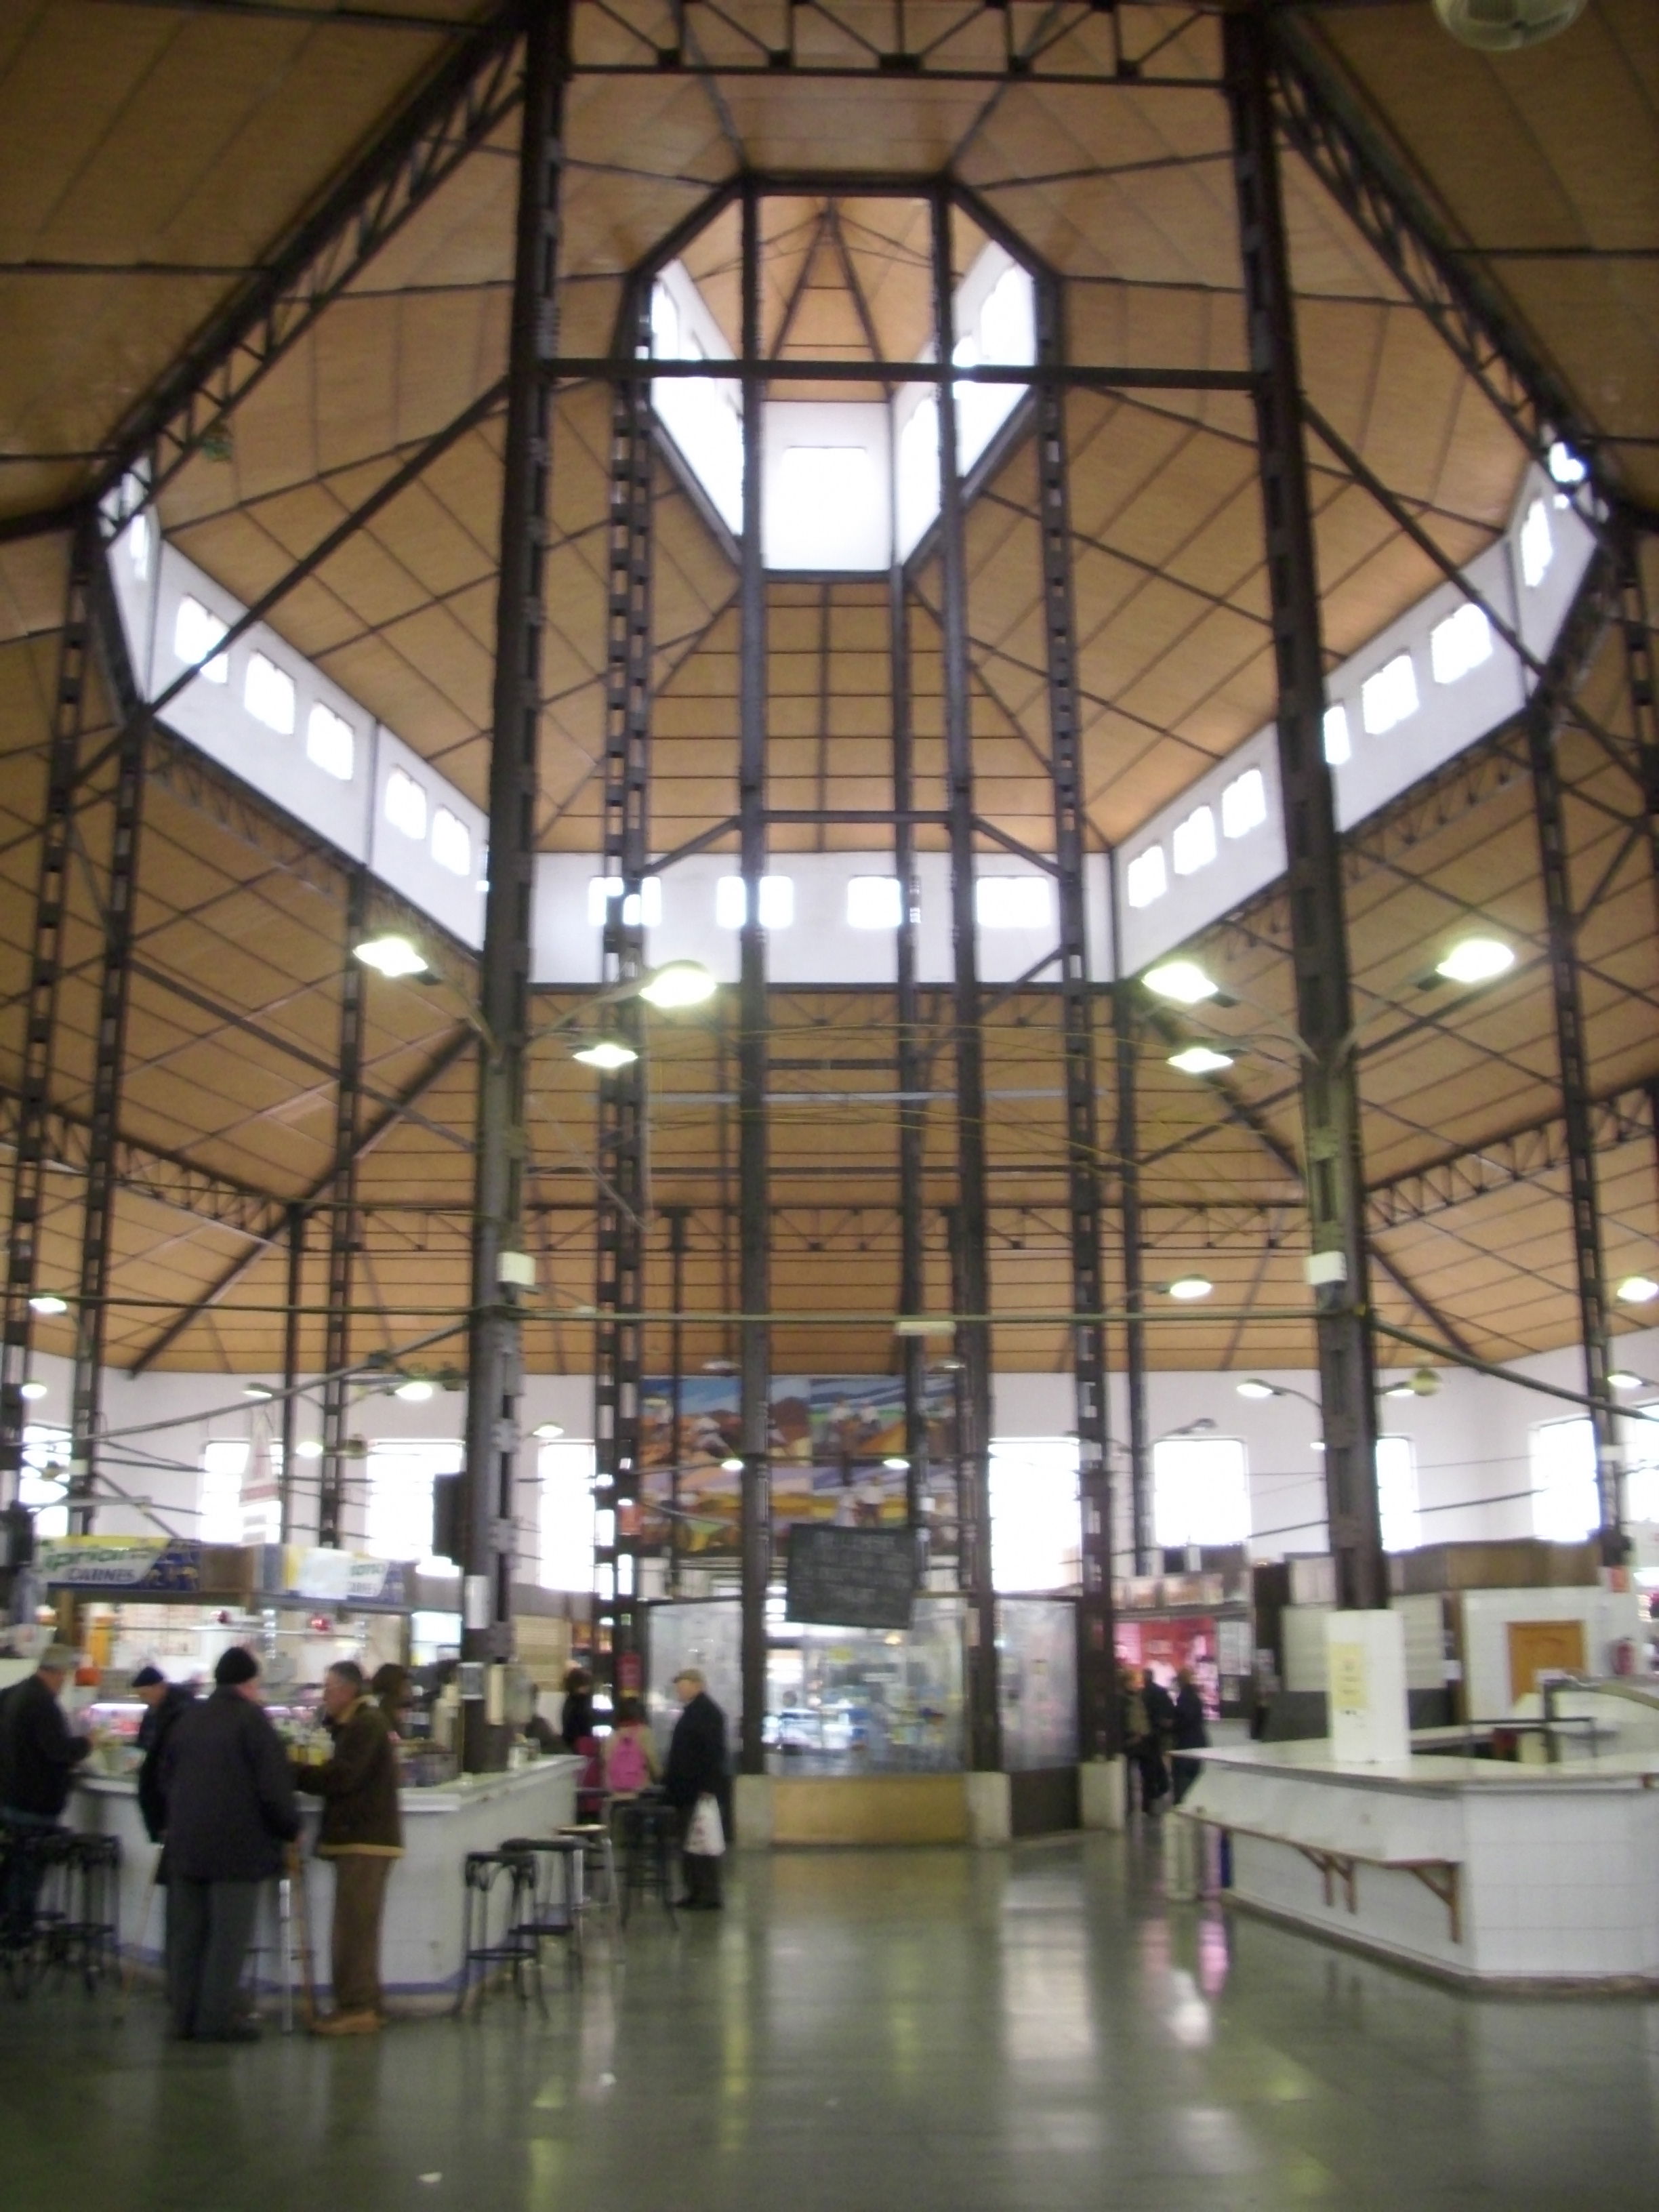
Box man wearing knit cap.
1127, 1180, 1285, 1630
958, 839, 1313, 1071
157, 1647, 300, 2043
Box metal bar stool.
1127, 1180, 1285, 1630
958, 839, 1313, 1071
500, 1835, 587, 1978
0, 1825, 75, 2000
615, 1797, 679, 1930
559, 1820, 622, 1952
455, 1847, 541, 2018
56, 1832, 122, 1993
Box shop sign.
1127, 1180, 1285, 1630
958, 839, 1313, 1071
282, 1548, 407, 1606
37, 1536, 203, 1591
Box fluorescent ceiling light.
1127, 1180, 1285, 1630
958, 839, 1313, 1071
295, 1440, 325, 1461
1235, 1379, 1276, 1400
354, 933, 428, 979
1385, 1382, 1417, 1400
28, 1294, 68, 1316
573, 1039, 638, 1071
894, 1317, 954, 1338
1607, 1371, 1646, 1392
882, 1456, 910, 1472
719, 1456, 744, 1473
638, 960, 716, 1010
1617, 1275, 1659, 1305
1434, 936, 1515, 986
394, 1378, 434, 1403
243, 1383, 274, 1401
1168, 1045, 1234, 1076
1143, 960, 1218, 1007
533, 1422, 567, 1440
1166, 1275, 1212, 1302
19, 1381, 47, 1402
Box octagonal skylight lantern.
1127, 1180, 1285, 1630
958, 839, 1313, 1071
648, 216, 1036, 576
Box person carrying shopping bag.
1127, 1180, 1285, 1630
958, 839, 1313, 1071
663, 1670, 730, 1911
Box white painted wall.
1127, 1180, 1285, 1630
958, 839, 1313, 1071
28, 1324, 1659, 1579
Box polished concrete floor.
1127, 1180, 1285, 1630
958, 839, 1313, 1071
3, 1830, 1658, 2211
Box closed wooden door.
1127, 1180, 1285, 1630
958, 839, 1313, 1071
1507, 1618, 1586, 1701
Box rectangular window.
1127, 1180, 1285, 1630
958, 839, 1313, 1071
244, 653, 295, 736
1531, 1416, 1597, 1542
989, 1437, 1080, 1592
1519, 496, 1553, 590
1221, 767, 1266, 841
975, 876, 1051, 930
1430, 602, 1494, 687
846, 875, 903, 930
539, 1440, 596, 1593
200, 1439, 250, 1546
1361, 653, 1419, 737
1376, 1435, 1419, 1553
1172, 803, 1217, 876
1322, 703, 1351, 766
127, 511, 151, 582
305, 702, 354, 781
431, 807, 471, 878
173, 595, 228, 683
385, 766, 428, 841
21, 1426, 70, 1542
587, 875, 662, 929
1124, 846, 1167, 909
715, 875, 794, 929
1152, 1435, 1249, 1550
365, 1439, 461, 1570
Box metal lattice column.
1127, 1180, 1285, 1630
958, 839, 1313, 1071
1618, 535, 1659, 933
279, 1204, 304, 1542
1524, 571, 1624, 1553
1227, 9, 1385, 1610
1, 520, 95, 1513
736, 181, 773, 1778
1107, 893, 1154, 1575
933, 188, 1000, 1769
890, 565, 931, 1557
68, 544, 149, 1533
462, 0, 573, 1771
594, 308, 655, 1692
1033, 285, 1118, 1759
319, 870, 368, 1549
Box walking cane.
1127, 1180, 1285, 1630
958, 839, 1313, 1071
287, 1845, 318, 2030
117, 1849, 163, 2021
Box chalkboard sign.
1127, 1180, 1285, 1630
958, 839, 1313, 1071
785, 1525, 917, 1631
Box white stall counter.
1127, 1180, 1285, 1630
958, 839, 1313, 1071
1183, 1740, 1659, 1990
75, 1755, 582, 2010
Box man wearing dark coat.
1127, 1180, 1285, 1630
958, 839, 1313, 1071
0, 1643, 89, 1935
157, 1646, 300, 2043
132, 1665, 196, 1846
663, 1668, 731, 1910
1170, 1666, 1210, 1805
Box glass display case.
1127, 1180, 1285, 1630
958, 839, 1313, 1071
644, 1593, 970, 1776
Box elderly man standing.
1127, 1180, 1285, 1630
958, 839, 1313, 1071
295, 1659, 403, 2036
159, 1647, 300, 2043
131, 1665, 195, 1847
663, 1668, 731, 1912
0, 1642, 89, 1937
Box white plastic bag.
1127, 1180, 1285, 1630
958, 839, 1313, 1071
685, 1792, 725, 1858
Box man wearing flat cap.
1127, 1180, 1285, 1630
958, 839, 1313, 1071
0, 1642, 89, 1937
158, 1647, 300, 2043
